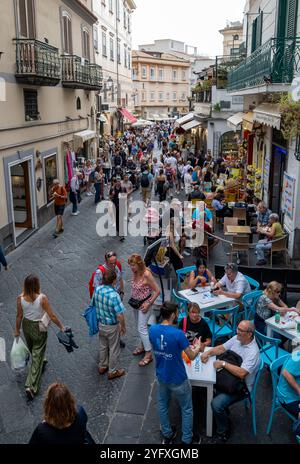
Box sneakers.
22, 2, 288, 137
215, 431, 230, 443
25, 388, 35, 401
161, 426, 177, 445
120, 340, 126, 348
98, 367, 109, 375
108, 369, 126, 380
71, 212, 79, 216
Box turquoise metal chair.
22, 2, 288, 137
242, 290, 263, 321
245, 275, 260, 291
172, 289, 189, 322
244, 358, 264, 435
176, 266, 197, 290
297, 436, 300, 444
206, 305, 240, 346
255, 331, 288, 368
266, 354, 298, 435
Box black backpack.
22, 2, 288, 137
141, 173, 150, 188
216, 350, 248, 395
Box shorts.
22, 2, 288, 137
54, 204, 65, 216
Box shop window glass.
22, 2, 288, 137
45, 155, 57, 203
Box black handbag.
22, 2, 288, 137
216, 350, 248, 395
128, 294, 151, 309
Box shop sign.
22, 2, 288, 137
282, 172, 296, 220
253, 112, 281, 130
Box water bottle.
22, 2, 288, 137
275, 312, 281, 324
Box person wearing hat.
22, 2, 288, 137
50, 179, 67, 238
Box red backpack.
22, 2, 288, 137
89, 261, 122, 298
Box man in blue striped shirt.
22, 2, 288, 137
94, 269, 126, 380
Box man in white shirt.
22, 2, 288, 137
201, 321, 260, 442
213, 263, 251, 300
70, 171, 82, 216
165, 154, 177, 170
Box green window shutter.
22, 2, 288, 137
256, 11, 263, 49
251, 18, 257, 52
277, 0, 288, 37
286, 0, 298, 37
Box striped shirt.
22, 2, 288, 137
94, 285, 125, 326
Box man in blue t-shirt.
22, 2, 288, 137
277, 347, 300, 417
149, 302, 201, 445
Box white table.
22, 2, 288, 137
266, 316, 300, 341
185, 349, 216, 437
179, 287, 236, 316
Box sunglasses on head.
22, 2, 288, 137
105, 252, 116, 259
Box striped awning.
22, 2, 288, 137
119, 108, 137, 123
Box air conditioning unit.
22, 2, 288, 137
101, 104, 109, 111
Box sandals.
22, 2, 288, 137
133, 348, 145, 356
139, 357, 153, 367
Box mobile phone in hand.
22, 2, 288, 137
191, 288, 198, 294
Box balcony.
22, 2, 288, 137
61, 55, 103, 90
14, 39, 60, 86
228, 37, 300, 93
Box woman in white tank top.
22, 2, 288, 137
15, 275, 65, 400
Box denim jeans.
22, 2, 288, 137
69, 191, 78, 213
211, 390, 248, 435
157, 379, 193, 444
0, 246, 7, 270
256, 239, 271, 261
94, 183, 101, 204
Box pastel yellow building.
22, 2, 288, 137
0, 0, 102, 250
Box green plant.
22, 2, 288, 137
202, 79, 212, 90
213, 102, 221, 112
280, 93, 300, 140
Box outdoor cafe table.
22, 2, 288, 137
184, 348, 216, 437
179, 286, 236, 316
266, 316, 300, 342
225, 225, 251, 236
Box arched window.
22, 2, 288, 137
82, 27, 90, 61
61, 10, 72, 54
76, 97, 81, 110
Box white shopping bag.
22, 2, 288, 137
10, 337, 30, 370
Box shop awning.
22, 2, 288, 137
227, 112, 244, 131
253, 103, 281, 130
74, 130, 96, 145
97, 115, 107, 123
243, 112, 254, 132
181, 119, 202, 131
119, 108, 137, 123
176, 112, 194, 125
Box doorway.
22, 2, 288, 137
10, 160, 33, 241
269, 145, 287, 214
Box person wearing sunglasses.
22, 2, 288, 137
201, 321, 261, 443
254, 281, 297, 335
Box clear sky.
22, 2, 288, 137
132, 0, 245, 57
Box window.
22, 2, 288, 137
150, 92, 155, 101
128, 14, 131, 32
182, 70, 186, 81
220, 100, 231, 109
158, 68, 164, 81
180, 92, 186, 101
172, 69, 177, 81
61, 10, 72, 54
232, 96, 243, 105
93, 26, 99, 51
251, 10, 263, 52
150, 67, 155, 81
109, 0, 113, 13
116, 0, 120, 20
142, 66, 147, 78
103, 83, 108, 102
44, 155, 57, 204
117, 41, 121, 63
19, 0, 36, 38
124, 9, 127, 28
76, 97, 81, 110
124, 45, 127, 67
110, 37, 114, 61
24, 89, 38, 120
158, 92, 164, 101
142, 91, 146, 102
173, 92, 177, 101
82, 28, 90, 61
102, 31, 107, 56
128, 50, 131, 70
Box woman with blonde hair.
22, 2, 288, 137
15, 275, 66, 400
29, 382, 94, 444
254, 281, 298, 335
128, 254, 160, 367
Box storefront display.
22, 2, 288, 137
246, 165, 262, 198
220, 131, 241, 159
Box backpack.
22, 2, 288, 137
216, 350, 248, 395
89, 262, 122, 298
141, 173, 150, 188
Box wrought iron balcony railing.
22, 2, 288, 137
228, 37, 300, 92
14, 38, 60, 86
61, 55, 103, 90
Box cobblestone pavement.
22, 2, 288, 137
0, 179, 297, 445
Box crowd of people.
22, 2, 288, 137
7, 121, 300, 445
